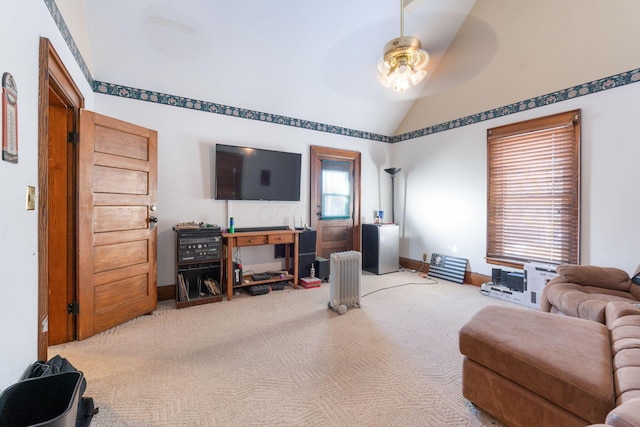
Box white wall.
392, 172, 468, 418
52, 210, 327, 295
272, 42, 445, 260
398, 0, 640, 133
53, 0, 93, 71
393, 82, 640, 274
92, 95, 394, 286
0, 0, 94, 389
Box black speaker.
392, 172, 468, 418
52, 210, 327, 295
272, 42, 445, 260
506, 272, 525, 292
492, 268, 502, 284
298, 229, 317, 254
274, 229, 317, 279
274, 229, 316, 257
315, 257, 329, 281
298, 253, 316, 278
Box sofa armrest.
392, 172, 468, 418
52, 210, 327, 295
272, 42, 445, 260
539, 277, 559, 312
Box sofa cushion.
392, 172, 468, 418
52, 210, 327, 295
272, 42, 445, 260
544, 283, 637, 323
606, 301, 640, 329
460, 305, 615, 424
613, 366, 640, 405
613, 348, 640, 403
608, 307, 640, 405
611, 323, 640, 342
613, 348, 640, 370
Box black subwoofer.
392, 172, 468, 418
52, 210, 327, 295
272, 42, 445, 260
314, 257, 329, 281
298, 253, 316, 278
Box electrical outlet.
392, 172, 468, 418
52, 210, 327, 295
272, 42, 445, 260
422, 253, 428, 262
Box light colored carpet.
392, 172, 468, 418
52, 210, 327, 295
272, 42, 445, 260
51, 271, 515, 426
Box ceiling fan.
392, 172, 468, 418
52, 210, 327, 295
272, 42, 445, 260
377, 0, 430, 92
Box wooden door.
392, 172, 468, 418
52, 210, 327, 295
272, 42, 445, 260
310, 146, 361, 259
46, 88, 76, 345
77, 110, 158, 340
39, 37, 85, 358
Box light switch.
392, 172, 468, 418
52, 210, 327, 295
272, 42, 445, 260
26, 186, 36, 210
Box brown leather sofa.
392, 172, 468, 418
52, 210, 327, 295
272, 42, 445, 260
459, 302, 640, 427
541, 264, 640, 323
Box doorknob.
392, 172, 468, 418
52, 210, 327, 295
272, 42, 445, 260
149, 216, 158, 230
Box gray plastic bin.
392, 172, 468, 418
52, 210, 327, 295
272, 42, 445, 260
0, 371, 83, 427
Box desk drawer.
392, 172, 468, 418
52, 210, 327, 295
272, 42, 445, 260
268, 233, 294, 244
235, 235, 266, 246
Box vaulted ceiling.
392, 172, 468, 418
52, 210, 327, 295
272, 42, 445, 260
81, 0, 478, 136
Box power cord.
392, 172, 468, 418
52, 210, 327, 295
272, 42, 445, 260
233, 247, 245, 266
399, 259, 428, 274
362, 275, 438, 298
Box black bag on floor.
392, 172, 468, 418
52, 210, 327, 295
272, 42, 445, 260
23, 355, 98, 427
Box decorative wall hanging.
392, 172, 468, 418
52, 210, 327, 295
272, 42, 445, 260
428, 253, 468, 284
2, 72, 18, 163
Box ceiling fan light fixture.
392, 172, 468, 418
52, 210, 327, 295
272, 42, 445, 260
409, 67, 427, 85
378, 2, 430, 92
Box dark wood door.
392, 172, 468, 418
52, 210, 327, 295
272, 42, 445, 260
310, 146, 361, 259
76, 110, 158, 340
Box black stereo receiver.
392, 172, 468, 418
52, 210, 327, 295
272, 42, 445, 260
177, 230, 222, 263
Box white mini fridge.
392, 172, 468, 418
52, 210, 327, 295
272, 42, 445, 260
362, 223, 399, 274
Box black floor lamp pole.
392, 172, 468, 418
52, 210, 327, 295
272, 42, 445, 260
384, 167, 401, 224
390, 174, 396, 223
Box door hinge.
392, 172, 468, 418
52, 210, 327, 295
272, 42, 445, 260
67, 131, 79, 145
67, 301, 79, 315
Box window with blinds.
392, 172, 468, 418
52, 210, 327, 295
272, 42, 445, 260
486, 110, 580, 266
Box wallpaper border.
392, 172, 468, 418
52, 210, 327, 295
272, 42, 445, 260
92, 81, 390, 143
44, 0, 640, 144
393, 69, 640, 143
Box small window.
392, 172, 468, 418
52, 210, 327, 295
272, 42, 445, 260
321, 160, 351, 219
486, 110, 580, 266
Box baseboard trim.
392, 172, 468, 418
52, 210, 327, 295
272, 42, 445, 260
158, 284, 175, 302
399, 257, 429, 273
466, 271, 491, 287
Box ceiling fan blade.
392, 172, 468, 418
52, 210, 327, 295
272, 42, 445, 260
404, 0, 430, 13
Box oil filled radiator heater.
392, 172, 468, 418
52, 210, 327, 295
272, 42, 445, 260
328, 250, 362, 315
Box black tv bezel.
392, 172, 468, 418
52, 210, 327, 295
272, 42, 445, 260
214, 143, 302, 201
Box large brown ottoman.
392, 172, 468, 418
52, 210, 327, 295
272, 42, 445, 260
459, 305, 615, 427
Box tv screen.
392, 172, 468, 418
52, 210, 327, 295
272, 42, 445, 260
215, 144, 302, 201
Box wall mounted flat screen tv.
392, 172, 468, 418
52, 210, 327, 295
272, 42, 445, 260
215, 144, 302, 201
